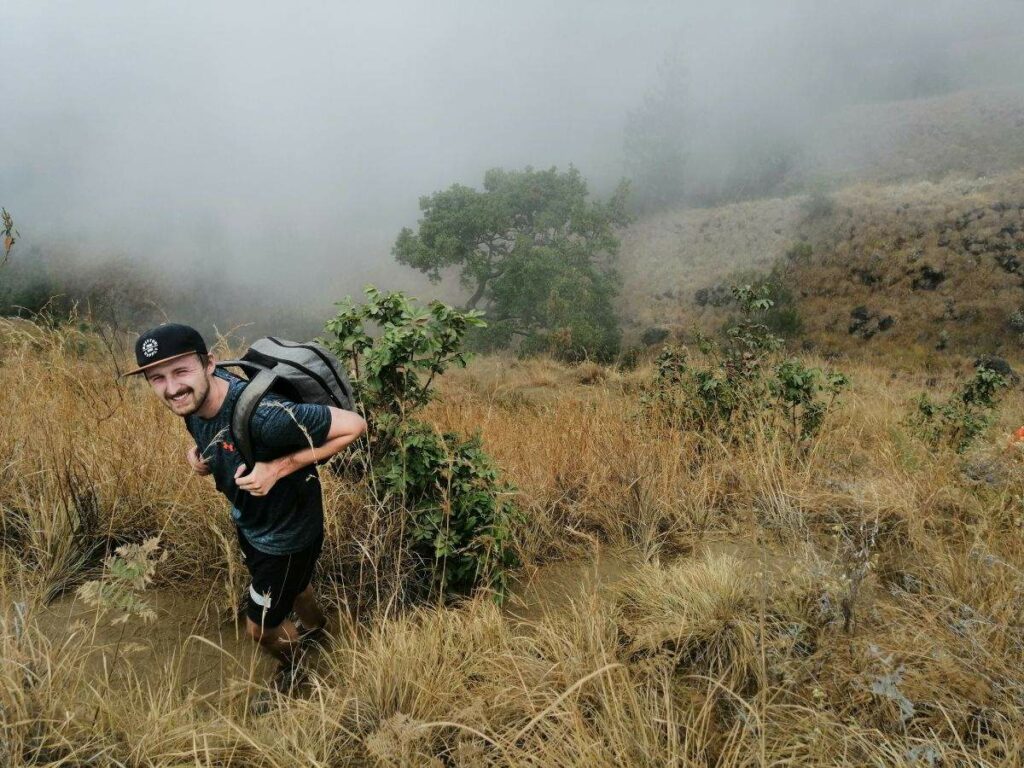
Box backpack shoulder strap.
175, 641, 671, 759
218, 363, 278, 470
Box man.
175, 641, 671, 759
125, 323, 366, 679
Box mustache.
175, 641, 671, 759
166, 388, 193, 400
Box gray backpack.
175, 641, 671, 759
218, 337, 356, 468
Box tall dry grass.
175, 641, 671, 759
3, 318, 1024, 765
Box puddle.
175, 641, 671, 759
26, 536, 806, 697
506, 537, 804, 624
506, 550, 639, 623
33, 585, 274, 698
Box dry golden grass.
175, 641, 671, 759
3, 319, 1024, 765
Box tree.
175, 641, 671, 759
393, 166, 629, 362
623, 52, 690, 211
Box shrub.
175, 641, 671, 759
910, 364, 1010, 453
323, 286, 521, 598
802, 188, 835, 222
773, 359, 849, 443
645, 284, 846, 446
719, 269, 804, 339
785, 241, 813, 264
76, 537, 165, 625
1, 207, 17, 268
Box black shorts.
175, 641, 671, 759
236, 527, 323, 628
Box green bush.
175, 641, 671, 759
910, 365, 1009, 453
772, 359, 849, 443
323, 286, 521, 599
645, 284, 846, 446
720, 269, 803, 339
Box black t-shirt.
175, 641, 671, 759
186, 370, 332, 554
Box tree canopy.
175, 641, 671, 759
393, 166, 629, 361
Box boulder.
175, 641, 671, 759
911, 265, 946, 291
640, 327, 670, 347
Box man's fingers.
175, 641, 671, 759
234, 464, 248, 478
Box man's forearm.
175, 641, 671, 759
270, 431, 360, 480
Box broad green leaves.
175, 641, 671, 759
325, 285, 485, 417
323, 287, 519, 599
910, 365, 1009, 453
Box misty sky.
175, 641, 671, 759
3, 1, 1023, 307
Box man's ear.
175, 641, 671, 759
205, 353, 217, 374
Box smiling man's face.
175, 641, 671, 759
144, 353, 215, 417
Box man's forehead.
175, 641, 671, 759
143, 353, 204, 378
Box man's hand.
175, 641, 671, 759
187, 446, 211, 476
234, 461, 282, 497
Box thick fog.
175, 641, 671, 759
3, 1, 1023, 317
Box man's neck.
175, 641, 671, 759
195, 374, 229, 420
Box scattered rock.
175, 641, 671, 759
911, 265, 946, 291
995, 253, 1021, 274
852, 267, 880, 286
848, 306, 895, 339
694, 285, 732, 308
960, 457, 1007, 487
640, 327, 670, 347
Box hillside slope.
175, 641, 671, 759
621, 170, 1024, 360
618, 88, 1024, 361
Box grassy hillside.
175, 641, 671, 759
3, 320, 1024, 764
808, 86, 1024, 185
618, 86, 1024, 361
620, 167, 1024, 363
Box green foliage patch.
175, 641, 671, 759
910, 365, 1009, 453
393, 166, 628, 362
645, 285, 847, 446
324, 286, 520, 599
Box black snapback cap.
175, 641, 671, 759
125, 323, 209, 376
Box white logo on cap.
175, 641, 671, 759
142, 338, 159, 358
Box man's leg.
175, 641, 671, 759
292, 585, 325, 632
245, 615, 300, 662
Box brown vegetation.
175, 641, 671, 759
621, 167, 1024, 364
3, 318, 1024, 765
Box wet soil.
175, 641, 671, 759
506, 549, 638, 623
34, 583, 274, 699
